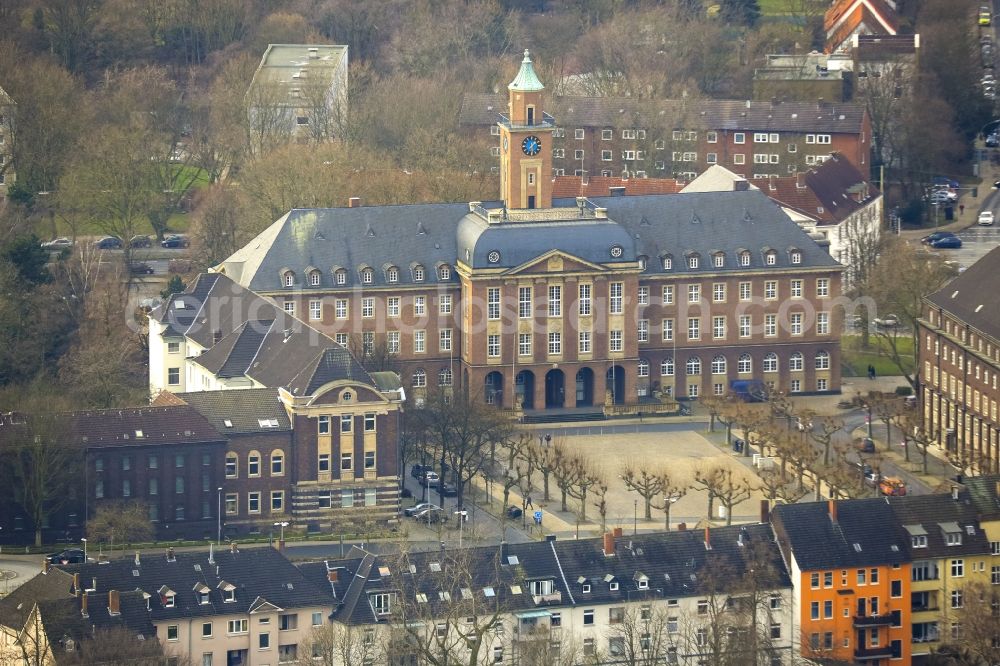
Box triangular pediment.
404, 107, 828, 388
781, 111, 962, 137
505, 249, 610, 276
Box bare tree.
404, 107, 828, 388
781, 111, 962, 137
692, 464, 754, 526
807, 415, 845, 468
605, 603, 676, 665
551, 444, 585, 513
297, 622, 384, 666
565, 458, 600, 522
86, 501, 155, 553
621, 464, 667, 521
650, 472, 689, 532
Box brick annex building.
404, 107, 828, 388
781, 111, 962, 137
215, 52, 845, 414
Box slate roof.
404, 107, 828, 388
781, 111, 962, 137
887, 491, 991, 559
460, 93, 867, 135
320, 525, 788, 626
163, 389, 291, 434
56, 547, 334, 623
0, 567, 74, 630
38, 590, 156, 652
771, 498, 909, 570
223, 189, 839, 288
152, 272, 382, 395
924, 246, 1000, 340
71, 405, 224, 448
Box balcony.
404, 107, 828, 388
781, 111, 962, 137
853, 614, 894, 628
497, 111, 556, 130
513, 624, 555, 641
854, 646, 895, 660
531, 590, 562, 605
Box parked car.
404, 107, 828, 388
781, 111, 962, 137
421, 471, 440, 487
927, 191, 955, 205
41, 237, 74, 250
47, 548, 86, 564
930, 236, 963, 249
410, 464, 430, 480
93, 236, 123, 250
412, 506, 446, 523
506, 505, 523, 519
979, 210, 995, 226
987, 133, 1000, 148
128, 235, 152, 248
404, 502, 440, 518
433, 481, 458, 497
160, 234, 189, 248
879, 477, 907, 496
856, 437, 876, 453
873, 314, 899, 328
921, 231, 956, 244
129, 262, 155, 275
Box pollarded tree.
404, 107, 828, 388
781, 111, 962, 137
692, 464, 755, 526
620, 463, 667, 521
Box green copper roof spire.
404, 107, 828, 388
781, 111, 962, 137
508, 50, 544, 92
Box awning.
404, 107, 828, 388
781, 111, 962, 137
515, 609, 552, 619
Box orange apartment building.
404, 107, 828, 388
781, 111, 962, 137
772, 499, 912, 665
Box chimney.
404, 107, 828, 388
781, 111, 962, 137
328, 569, 339, 583
348, 197, 361, 208
817, 97, 825, 108
42, 559, 50, 575
80, 593, 88, 618
134, 552, 140, 567
108, 590, 120, 616
678, 523, 687, 531
603, 532, 616, 557
166, 547, 176, 562
612, 527, 623, 539
546, 534, 557, 542
828, 499, 837, 523
951, 486, 960, 501
704, 526, 712, 550
72, 573, 80, 595
208, 543, 215, 565
760, 499, 770, 524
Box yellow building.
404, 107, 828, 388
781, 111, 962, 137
888, 490, 993, 665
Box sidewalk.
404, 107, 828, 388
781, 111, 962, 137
897, 152, 1000, 240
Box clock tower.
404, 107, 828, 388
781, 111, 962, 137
500, 50, 554, 210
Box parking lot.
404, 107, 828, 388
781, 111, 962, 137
932, 225, 1000, 268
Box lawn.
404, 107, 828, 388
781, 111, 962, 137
841, 334, 916, 378
758, 0, 793, 15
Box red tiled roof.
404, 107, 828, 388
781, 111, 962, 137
825, 0, 898, 53
552, 176, 684, 199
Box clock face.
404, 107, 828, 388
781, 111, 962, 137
610, 245, 624, 258
487, 250, 501, 264
521, 135, 541, 156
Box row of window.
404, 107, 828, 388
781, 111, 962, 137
282, 264, 452, 288
224, 449, 285, 479
316, 448, 378, 475
95, 472, 223, 500
225, 490, 286, 515
537, 127, 833, 146
94, 452, 211, 472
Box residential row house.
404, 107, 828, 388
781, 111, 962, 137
213, 52, 845, 416
458, 90, 871, 181
918, 246, 1000, 474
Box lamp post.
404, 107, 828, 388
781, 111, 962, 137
217, 488, 223, 545
454, 510, 467, 548
634, 500, 638, 535
273, 521, 289, 551
80, 538, 87, 562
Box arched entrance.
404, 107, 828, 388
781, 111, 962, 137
515, 370, 535, 410
545, 369, 565, 408
575, 368, 594, 407
606, 366, 625, 405
484, 371, 503, 405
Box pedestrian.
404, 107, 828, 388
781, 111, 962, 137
959, 204, 965, 216
868, 364, 875, 380
872, 366, 877, 379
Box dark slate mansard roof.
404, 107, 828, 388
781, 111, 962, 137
166, 389, 292, 434
925, 245, 1000, 341
220, 189, 840, 292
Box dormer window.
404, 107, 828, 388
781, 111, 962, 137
387, 266, 399, 283
610, 581, 619, 591
662, 255, 673, 270
765, 251, 777, 266
637, 255, 648, 270
713, 253, 725, 268
637, 578, 649, 590
912, 535, 927, 548
194, 583, 211, 605
283, 272, 294, 287
335, 269, 347, 285
218, 581, 237, 602
361, 268, 374, 284
790, 250, 802, 265
413, 265, 425, 282
582, 584, 591, 593
439, 265, 451, 280
687, 254, 699, 269
946, 532, 962, 546
309, 270, 321, 286
739, 251, 751, 267
159, 586, 176, 608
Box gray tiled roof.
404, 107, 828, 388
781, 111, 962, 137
220, 189, 839, 291
169, 389, 291, 434
925, 246, 1000, 340
459, 93, 867, 134
57, 547, 334, 622
0, 567, 74, 629
772, 499, 909, 570
887, 492, 990, 559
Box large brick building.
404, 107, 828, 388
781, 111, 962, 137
214, 52, 844, 413
918, 246, 1000, 474
459, 89, 871, 181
